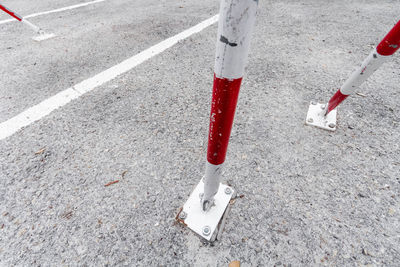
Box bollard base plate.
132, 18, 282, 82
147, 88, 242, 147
306, 102, 337, 131
32, 33, 56, 42
177, 179, 234, 241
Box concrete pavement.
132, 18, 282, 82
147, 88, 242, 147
1, 0, 400, 265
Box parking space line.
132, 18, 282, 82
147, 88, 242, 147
0, 14, 219, 140
0, 0, 106, 25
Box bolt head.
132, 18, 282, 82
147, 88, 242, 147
202, 226, 211, 236
311, 101, 317, 105
328, 123, 336, 128
307, 118, 314, 123
224, 187, 232, 195
179, 211, 187, 220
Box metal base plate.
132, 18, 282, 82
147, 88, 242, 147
178, 179, 234, 241
306, 102, 337, 131
32, 33, 56, 42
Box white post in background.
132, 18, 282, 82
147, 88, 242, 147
306, 20, 400, 131
0, 4, 56, 41
178, 0, 258, 241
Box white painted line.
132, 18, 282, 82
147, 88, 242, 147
0, 0, 106, 25
0, 15, 219, 140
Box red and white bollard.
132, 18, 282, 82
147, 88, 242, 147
306, 20, 400, 131
177, 0, 258, 241
0, 4, 55, 41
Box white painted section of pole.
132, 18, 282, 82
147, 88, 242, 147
202, 162, 223, 210
22, 19, 41, 33
214, 0, 258, 79
340, 48, 389, 95
21, 18, 56, 41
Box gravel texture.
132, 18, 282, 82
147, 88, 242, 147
1, 0, 400, 266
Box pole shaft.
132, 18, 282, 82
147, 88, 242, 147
0, 4, 43, 34
202, 0, 258, 210
0, 4, 22, 21
21, 19, 41, 33
326, 20, 400, 114
377, 20, 400, 56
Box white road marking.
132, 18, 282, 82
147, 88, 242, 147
0, 15, 219, 140
0, 0, 106, 25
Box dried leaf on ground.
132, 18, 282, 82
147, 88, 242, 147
104, 180, 119, 187
229, 260, 240, 267
356, 92, 367, 97
35, 148, 46, 155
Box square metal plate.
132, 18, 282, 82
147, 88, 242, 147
306, 102, 337, 131
32, 33, 56, 42
178, 179, 234, 241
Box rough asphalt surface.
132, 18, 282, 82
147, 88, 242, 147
1, 0, 400, 266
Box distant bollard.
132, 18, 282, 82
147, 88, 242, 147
0, 4, 56, 41
306, 20, 400, 131
177, 0, 258, 241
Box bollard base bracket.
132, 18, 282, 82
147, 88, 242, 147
177, 179, 234, 241
306, 102, 337, 131
32, 33, 56, 42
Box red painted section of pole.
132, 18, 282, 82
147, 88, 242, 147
326, 89, 349, 114
0, 4, 22, 21
207, 74, 242, 165
376, 20, 400, 56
